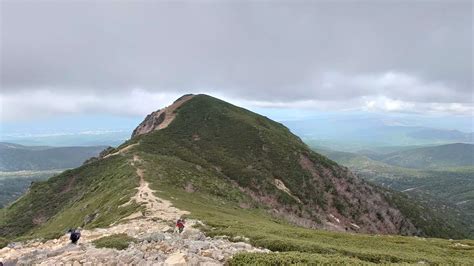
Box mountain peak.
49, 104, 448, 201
127, 95, 421, 235
131, 94, 195, 138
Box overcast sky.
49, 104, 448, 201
1, 0, 472, 123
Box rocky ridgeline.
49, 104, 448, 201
131, 94, 194, 138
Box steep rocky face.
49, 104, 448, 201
297, 153, 417, 234
131, 94, 194, 138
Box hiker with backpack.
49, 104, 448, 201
176, 218, 185, 233
68, 228, 81, 244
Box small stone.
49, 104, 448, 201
162, 226, 174, 233
211, 250, 224, 261
164, 252, 186, 266
181, 230, 206, 241
144, 232, 166, 242
201, 250, 213, 258
232, 242, 252, 250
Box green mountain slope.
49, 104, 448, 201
1, 95, 472, 264
128, 95, 419, 235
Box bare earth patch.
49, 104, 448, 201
123, 155, 189, 221
102, 143, 139, 159
273, 178, 302, 203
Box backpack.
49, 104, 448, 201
70, 231, 81, 242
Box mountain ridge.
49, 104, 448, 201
130, 95, 422, 234
378, 143, 474, 169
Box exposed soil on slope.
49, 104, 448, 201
132, 95, 194, 138
122, 155, 189, 221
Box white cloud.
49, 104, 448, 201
307, 71, 467, 103
1, 2, 471, 122
361, 96, 473, 115
0, 88, 182, 121
362, 96, 415, 112
1, 71, 472, 123
2, 1, 471, 103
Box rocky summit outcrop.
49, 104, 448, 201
131, 94, 194, 138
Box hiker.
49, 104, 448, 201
176, 218, 185, 233
68, 228, 81, 244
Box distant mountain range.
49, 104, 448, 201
0, 142, 106, 171
285, 116, 473, 151
0, 131, 130, 147
407, 129, 473, 142
370, 143, 474, 169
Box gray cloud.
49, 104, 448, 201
0, 0, 472, 120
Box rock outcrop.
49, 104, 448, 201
131, 94, 194, 138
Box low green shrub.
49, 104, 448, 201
0, 237, 8, 248
229, 252, 373, 265
92, 233, 136, 250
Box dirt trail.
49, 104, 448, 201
123, 155, 189, 221
0, 152, 268, 265
102, 143, 139, 159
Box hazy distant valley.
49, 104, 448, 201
282, 113, 473, 152
0, 143, 105, 207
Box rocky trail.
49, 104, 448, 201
121, 155, 189, 221
0, 154, 268, 265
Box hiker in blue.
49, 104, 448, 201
68, 228, 81, 244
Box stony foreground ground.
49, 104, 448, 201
1, 219, 266, 265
